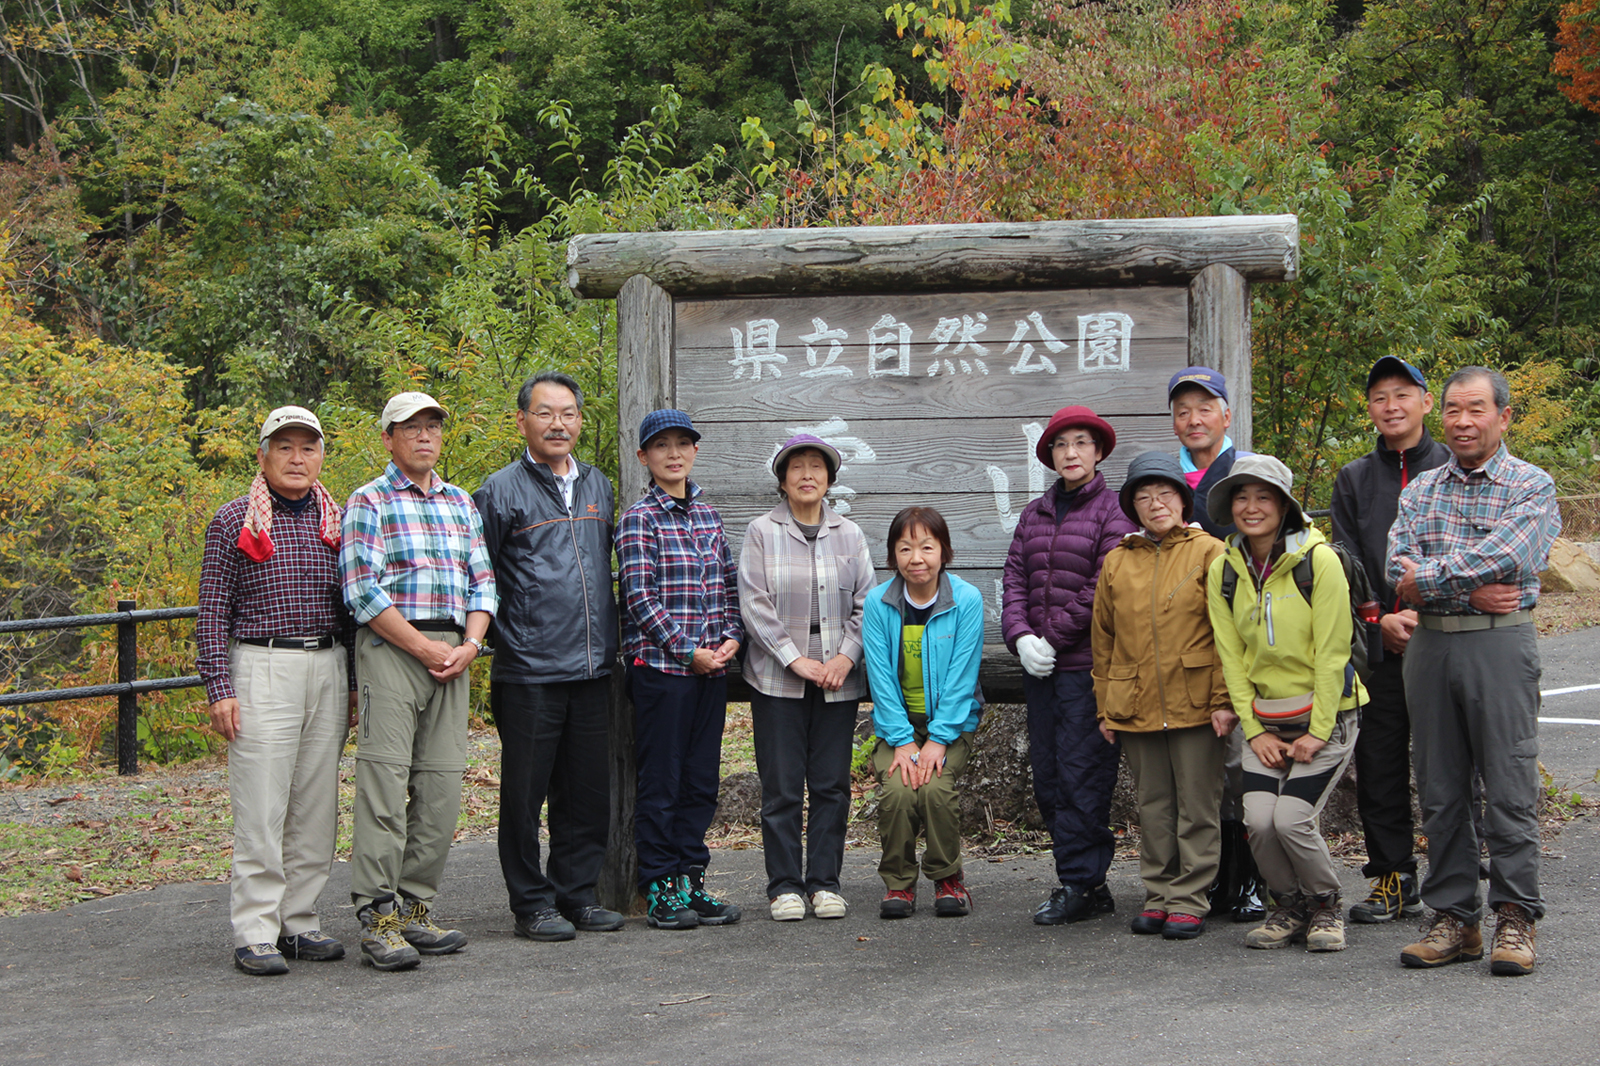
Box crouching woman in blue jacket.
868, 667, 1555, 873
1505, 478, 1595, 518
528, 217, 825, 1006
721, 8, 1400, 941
863, 506, 985, 920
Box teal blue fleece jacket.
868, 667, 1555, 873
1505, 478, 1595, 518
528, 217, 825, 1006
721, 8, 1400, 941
863, 572, 985, 747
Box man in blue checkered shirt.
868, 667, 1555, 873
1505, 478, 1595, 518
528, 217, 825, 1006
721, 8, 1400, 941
340, 391, 497, 971
1387, 366, 1560, 978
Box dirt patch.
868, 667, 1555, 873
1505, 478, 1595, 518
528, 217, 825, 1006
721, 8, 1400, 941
1535, 590, 1600, 637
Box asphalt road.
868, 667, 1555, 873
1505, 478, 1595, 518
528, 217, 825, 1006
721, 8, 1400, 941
1536, 628, 1600, 790
2, 627, 1598, 1066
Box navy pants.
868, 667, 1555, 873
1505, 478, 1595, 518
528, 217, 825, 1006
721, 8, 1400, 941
632, 664, 727, 888
1024, 669, 1120, 889
492, 677, 611, 918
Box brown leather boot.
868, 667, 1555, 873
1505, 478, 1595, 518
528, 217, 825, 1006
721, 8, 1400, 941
1489, 903, 1536, 976
1400, 911, 1484, 968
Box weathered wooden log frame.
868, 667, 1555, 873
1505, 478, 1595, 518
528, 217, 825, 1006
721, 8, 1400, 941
569, 216, 1297, 300
590, 219, 1295, 912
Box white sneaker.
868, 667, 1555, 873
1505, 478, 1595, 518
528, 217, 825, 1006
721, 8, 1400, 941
769, 893, 806, 921
810, 890, 848, 919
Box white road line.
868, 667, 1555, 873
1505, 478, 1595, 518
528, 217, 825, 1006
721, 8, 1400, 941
1538, 717, 1600, 726
1542, 683, 1600, 697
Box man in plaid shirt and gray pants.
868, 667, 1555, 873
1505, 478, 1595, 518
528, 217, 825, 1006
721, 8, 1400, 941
340, 392, 497, 970
1388, 366, 1561, 977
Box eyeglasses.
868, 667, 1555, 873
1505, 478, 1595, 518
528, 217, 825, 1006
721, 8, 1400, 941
527, 409, 581, 425
394, 419, 444, 440
1051, 435, 1098, 453
1132, 488, 1182, 507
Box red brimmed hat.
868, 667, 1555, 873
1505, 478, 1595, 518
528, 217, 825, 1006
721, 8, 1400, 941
1036, 406, 1117, 467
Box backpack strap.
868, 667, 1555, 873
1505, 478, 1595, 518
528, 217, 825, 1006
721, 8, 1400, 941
1293, 546, 1317, 602
1221, 558, 1239, 610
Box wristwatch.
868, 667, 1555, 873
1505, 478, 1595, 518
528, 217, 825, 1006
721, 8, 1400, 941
464, 636, 487, 655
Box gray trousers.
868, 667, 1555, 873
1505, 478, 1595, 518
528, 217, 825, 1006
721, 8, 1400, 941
1404, 622, 1543, 924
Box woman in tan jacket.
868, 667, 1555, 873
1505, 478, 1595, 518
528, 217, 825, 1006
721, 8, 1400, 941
1092, 451, 1235, 939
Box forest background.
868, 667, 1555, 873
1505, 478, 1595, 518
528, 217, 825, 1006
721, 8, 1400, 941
3, 0, 1599, 774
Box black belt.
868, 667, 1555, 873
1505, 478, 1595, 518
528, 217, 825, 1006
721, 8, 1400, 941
809, 624, 822, 634
238, 635, 336, 651
412, 620, 464, 634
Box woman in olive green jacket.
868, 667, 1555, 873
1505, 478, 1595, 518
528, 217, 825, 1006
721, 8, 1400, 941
1091, 451, 1234, 940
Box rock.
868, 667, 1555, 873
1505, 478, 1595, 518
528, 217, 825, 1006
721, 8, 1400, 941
712, 770, 762, 827
1541, 536, 1600, 592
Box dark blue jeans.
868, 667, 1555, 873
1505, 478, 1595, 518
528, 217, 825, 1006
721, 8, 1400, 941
631, 665, 727, 888
1024, 669, 1120, 889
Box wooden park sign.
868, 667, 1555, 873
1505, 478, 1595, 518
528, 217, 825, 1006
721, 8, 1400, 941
568, 216, 1299, 907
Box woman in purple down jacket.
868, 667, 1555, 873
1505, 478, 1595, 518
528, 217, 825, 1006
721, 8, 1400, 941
1002, 405, 1136, 926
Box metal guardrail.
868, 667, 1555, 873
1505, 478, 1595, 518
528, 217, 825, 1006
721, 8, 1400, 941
0, 601, 200, 775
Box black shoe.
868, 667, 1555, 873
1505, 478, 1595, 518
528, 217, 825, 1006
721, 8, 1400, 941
1033, 884, 1094, 925
681, 866, 742, 926
234, 943, 289, 976
1231, 839, 1269, 923
644, 876, 699, 930
1232, 875, 1269, 923
514, 906, 577, 942
1092, 883, 1115, 913
1349, 872, 1422, 924
275, 930, 345, 961
562, 904, 625, 932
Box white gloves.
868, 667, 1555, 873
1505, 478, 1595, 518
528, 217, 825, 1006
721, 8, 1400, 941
1016, 634, 1057, 679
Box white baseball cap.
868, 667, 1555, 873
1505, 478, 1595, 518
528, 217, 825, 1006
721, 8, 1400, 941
381, 392, 449, 432
259, 405, 324, 443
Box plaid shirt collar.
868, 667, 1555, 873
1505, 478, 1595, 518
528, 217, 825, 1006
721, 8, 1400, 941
383, 460, 443, 496
645, 479, 702, 511
1442, 443, 1509, 484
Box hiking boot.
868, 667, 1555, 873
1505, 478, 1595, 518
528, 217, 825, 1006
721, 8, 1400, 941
681, 866, 741, 925
1489, 903, 1536, 977
644, 876, 698, 930
234, 943, 289, 976
809, 890, 848, 919
357, 898, 421, 971
1349, 872, 1422, 924
934, 874, 972, 917
514, 906, 577, 942
880, 888, 916, 919
1304, 893, 1347, 952
770, 892, 805, 922
1245, 893, 1309, 950
1033, 884, 1094, 925
1400, 911, 1484, 969
1130, 909, 1167, 935
1232, 870, 1269, 923
275, 930, 345, 961
562, 904, 625, 932
399, 896, 467, 955
1162, 913, 1206, 940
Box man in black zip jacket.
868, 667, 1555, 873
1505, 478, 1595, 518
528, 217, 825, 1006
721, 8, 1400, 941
474, 371, 623, 942
1331, 356, 1451, 924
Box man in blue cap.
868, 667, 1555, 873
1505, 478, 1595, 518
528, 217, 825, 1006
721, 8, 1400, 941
1167, 367, 1244, 540
1331, 356, 1451, 924
1166, 366, 1262, 922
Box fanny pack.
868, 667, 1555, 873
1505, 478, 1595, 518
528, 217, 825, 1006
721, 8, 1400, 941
1252, 692, 1314, 738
